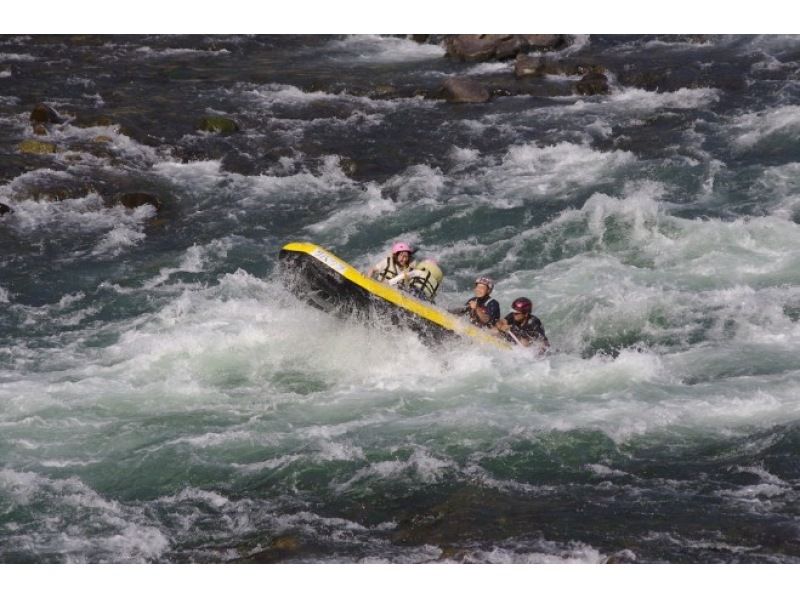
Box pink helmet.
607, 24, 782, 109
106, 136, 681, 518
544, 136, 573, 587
391, 241, 415, 255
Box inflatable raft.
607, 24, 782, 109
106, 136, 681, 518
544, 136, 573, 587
278, 242, 508, 349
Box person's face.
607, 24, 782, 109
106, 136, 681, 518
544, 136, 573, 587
395, 251, 410, 266
474, 283, 489, 298
512, 311, 527, 323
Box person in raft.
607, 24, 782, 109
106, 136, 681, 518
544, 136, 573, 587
496, 296, 550, 353
367, 241, 417, 288
449, 276, 501, 328
396, 259, 444, 303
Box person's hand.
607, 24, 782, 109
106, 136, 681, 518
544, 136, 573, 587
496, 320, 509, 332
468, 300, 477, 310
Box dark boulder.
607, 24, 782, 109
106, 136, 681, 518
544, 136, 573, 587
562, 62, 606, 77
518, 34, 568, 51
445, 34, 568, 62
575, 72, 610, 96
445, 35, 503, 62
197, 115, 240, 134
339, 157, 358, 177
30, 102, 64, 125
114, 192, 162, 212
0, 203, 12, 217
440, 77, 490, 103
515, 55, 548, 78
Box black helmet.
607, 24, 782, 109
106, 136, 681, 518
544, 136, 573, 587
511, 297, 533, 314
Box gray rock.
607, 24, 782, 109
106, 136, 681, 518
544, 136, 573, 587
440, 77, 490, 103
197, 115, 240, 134
114, 192, 162, 212
446, 34, 569, 62
575, 72, 610, 95
518, 34, 568, 51
445, 35, 503, 62
515, 55, 547, 78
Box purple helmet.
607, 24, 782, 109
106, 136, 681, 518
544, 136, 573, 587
511, 297, 533, 314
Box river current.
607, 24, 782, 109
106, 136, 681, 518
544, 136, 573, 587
1, 34, 800, 563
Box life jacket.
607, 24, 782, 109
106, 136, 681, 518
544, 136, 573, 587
501, 313, 548, 346
466, 296, 500, 327
407, 260, 444, 302
375, 255, 416, 283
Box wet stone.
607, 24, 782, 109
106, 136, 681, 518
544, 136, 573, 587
18, 139, 57, 154
197, 115, 240, 134
113, 192, 162, 212
0, 202, 12, 217
575, 72, 610, 96
30, 102, 64, 125
440, 77, 490, 103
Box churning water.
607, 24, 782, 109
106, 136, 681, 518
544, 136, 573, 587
1, 34, 800, 563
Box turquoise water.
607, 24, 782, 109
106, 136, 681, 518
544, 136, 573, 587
1, 35, 800, 563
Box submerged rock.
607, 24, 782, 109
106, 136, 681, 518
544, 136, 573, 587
113, 192, 162, 212
237, 534, 303, 563
18, 139, 57, 154
575, 72, 610, 95
515, 56, 607, 80
0, 203, 12, 217
197, 115, 240, 134
114, 192, 162, 211
339, 157, 358, 177
440, 77, 490, 103
514, 55, 548, 78
30, 102, 64, 125
14, 180, 96, 202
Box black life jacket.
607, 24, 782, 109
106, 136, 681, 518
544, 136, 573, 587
466, 296, 500, 327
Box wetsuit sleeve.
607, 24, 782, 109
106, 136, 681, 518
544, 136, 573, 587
486, 299, 501, 325
531, 316, 547, 341
447, 301, 470, 315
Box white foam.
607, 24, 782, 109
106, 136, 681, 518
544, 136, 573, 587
0, 68, 11, 78
0, 52, 35, 61
0, 286, 9, 303
324, 35, 445, 63
490, 141, 635, 202
448, 146, 480, 167
50, 123, 162, 164
730, 105, 800, 148
92, 218, 150, 257
465, 62, 512, 75
572, 86, 721, 114
0, 468, 170, 562
381, 164, 446, 204
454, 542, 606, 564
6, 193, 154, 241
134, 45, 231, 58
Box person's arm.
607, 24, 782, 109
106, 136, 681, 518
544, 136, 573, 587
448, 299, 471, 315
366, 257, 385, 280
386, 268, 424, 287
